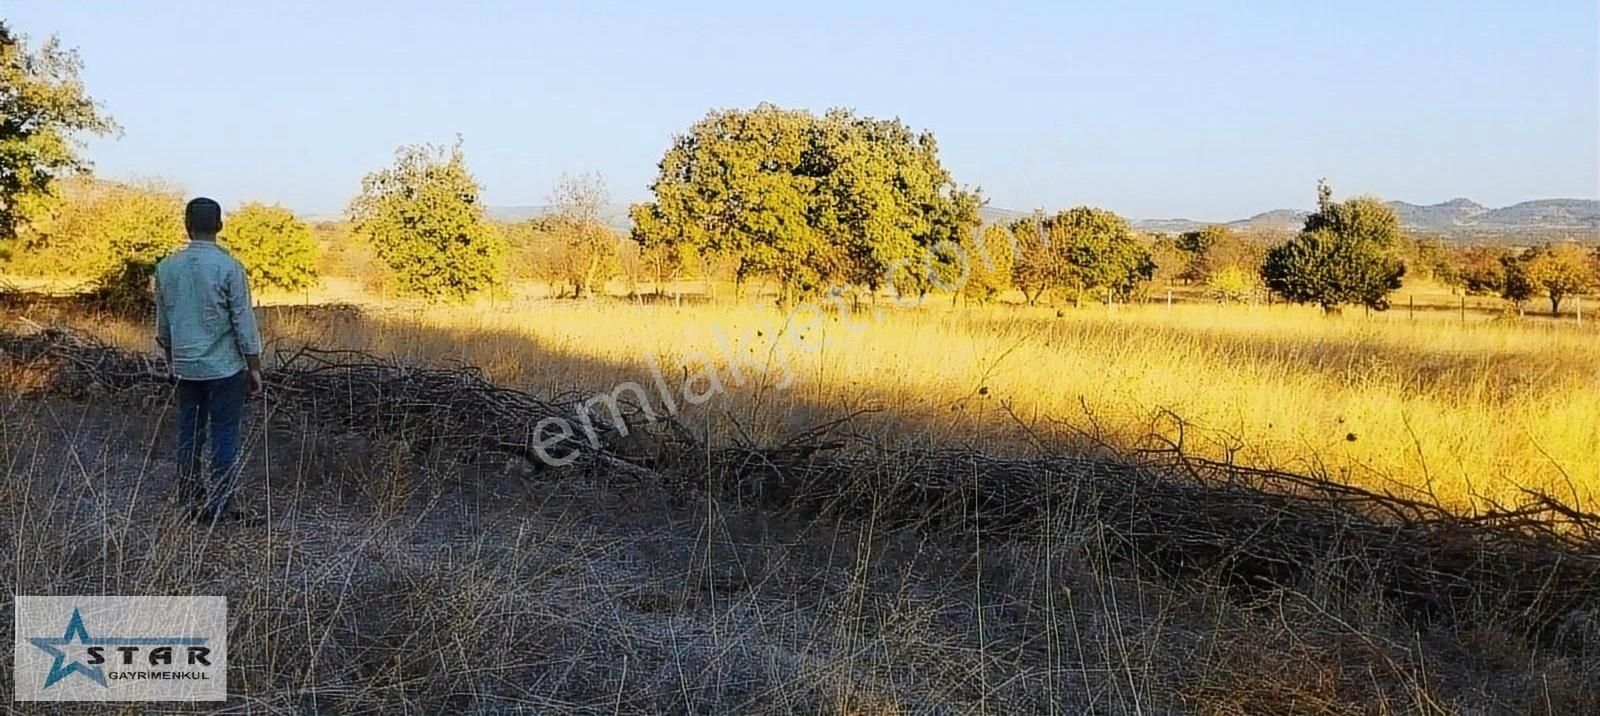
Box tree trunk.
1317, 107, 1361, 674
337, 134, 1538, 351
583, 254, 600, 299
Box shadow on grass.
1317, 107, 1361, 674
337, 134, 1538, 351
2, 298, 1597, 714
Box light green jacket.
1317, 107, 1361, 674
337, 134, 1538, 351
154, 240, 263, 381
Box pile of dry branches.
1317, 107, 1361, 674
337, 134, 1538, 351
0, 324, 650, 474
710, 441, 1600, 642
4, 322, 1598, 648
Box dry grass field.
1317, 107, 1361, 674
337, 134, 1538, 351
4, 280, 1599, 713
63, 278, 1600, 513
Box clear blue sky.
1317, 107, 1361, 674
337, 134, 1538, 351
5, 0, 1596, 220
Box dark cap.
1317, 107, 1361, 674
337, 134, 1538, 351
185, 197, 223, 234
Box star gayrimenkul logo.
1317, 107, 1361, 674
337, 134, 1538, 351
26, 607, 208, 689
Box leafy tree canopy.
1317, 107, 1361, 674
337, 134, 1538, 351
629, 104, 981, 301
4, 176, 181, 280
1006, 207, 1155, 305
0, 22, 117, 245
1176, 224, 1231, 255
1506, 242, 1595, 314
1260, 180, 1405, 312
348, 142, 505, 302
1458, 245, 1511, 296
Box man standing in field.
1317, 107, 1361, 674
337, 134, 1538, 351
155, 197, 264, 524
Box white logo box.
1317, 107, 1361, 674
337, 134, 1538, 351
13, 596, 227, 701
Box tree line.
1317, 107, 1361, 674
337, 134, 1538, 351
2, 23, 1596, 313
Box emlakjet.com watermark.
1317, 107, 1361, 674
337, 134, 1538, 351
13, 596, 227, 701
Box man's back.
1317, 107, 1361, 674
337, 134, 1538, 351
155, 241, 262, 381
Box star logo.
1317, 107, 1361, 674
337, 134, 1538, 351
28, 608, 108, 689
26, 607, 207, 690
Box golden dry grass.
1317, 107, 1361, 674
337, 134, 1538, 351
70, 277, 1599, 512
7, 281, 1600, 713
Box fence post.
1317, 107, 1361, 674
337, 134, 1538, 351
1578, 296, 1583, 325
1408, 295, 1414, 320
1460, 295, 1466, 326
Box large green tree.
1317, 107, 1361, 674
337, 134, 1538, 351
222, 203, 320, 291
348, 142, 505, 301
0, 22, 117, 247
1260, 181, 1406, 313
629, 104, 980, 302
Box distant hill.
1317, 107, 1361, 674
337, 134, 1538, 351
459, 198, 1599, 239
1474, 199, 1600, 230
1387, 197, 1486, 228
1128, 198, 1598, 236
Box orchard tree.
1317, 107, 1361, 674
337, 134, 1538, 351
957, 223, 1015, 304
1511, 242, 1595, 314
1014, 207, 1154, 305
548, 171, 620, 298
1146, 233, 1186, 290
1499, 253, 1535, 307
630, 201, 702, 296
1008, 213, 1052, 305
1176, 224, 1233, 283
894, 185, 983, 300
1260, 180, 1405, 313
1208, 232, 1267, 282
0, 22, 117, 246
631, 105, 827, 300
348, 142, 505, 301
1458, 245, 1511, 295
1403, 236, 1461, 288
222, 203, 319, 291
1176, 224, 1230, 255
1064, 208, 1151, 302
629, 104, 980, 302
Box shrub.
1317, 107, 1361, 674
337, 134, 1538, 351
222, 203, 319, 291
1208, 265, 1259, 303
5, 178, 183, 298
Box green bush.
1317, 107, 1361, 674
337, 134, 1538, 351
222, 203, 319, 291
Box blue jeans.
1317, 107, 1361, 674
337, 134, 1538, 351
174, 370, 248, 520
